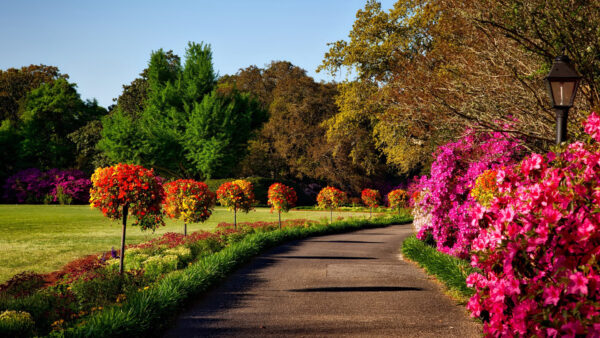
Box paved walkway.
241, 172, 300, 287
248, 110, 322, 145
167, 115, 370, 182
164, 224, 482, 337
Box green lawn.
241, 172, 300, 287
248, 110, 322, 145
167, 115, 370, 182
0, 205, 371, 283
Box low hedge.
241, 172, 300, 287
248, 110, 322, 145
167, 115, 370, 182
54, 215, 411, 337
401, 235, 476, 302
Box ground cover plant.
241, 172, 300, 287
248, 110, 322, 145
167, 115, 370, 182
0, 205, 371, 283
0, 214, 410, 337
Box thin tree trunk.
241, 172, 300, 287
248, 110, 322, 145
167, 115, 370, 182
119, 205, 128, 275
330, 208, 333, 223
234, 208, 237, 230
370, 207, 372, 218
184, 223, 187, 236
278, 210, 281, 229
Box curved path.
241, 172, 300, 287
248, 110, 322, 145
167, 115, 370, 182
164, 224, 481, 337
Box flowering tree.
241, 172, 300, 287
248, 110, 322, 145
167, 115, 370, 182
316, 186, 347, 222
361, 188, 381, 217
387, 189, 408, 213
216, 179, 255, 229
466, 113, 600, 336
267, 183, 298, 229
163, 179, 215, 236
409, 128, 523, 258
89, 164, 164, 273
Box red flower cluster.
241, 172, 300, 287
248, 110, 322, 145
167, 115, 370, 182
267, 183, 297, 213
387, 189, 408, 209
316, 186, 347, 209
89, 164, 165, 230
361, 188, 381, 208
163, 179, 215, 224
131, 231, 215, 250
216, 180, 255, 212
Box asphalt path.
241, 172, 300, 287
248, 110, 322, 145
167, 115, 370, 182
164, 224, 482, 337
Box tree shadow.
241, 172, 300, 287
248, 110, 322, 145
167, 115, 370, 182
274, 256, 376, 260
306, 240, 385, 244
288, 286, 423, 292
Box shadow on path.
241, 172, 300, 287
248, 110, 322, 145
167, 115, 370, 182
289, 286, 423, 292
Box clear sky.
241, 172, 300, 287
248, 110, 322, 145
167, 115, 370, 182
0, 0, 395, 108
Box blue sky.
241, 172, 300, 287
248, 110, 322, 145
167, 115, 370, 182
0, 0, 395, 108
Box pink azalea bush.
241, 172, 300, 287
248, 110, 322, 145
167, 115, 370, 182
410, 129, 523, 258
467, 112, 600, 336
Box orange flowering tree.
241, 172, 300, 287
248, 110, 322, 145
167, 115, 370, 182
163, 179, 215, 236
89, 164, 165, 273
387, 189, 408, 213
361, 188, 381, 217
216, 179, 256, 229
267, 183, 298, 229
316, 186, 347, 222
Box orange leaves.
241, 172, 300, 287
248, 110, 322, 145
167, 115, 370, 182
216, 180, 256, 213
163, 179, 216, 224
316, 186, 347, 209
267, 183, 298, 213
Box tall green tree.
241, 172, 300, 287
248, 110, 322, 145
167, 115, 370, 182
99, 42, 265, 179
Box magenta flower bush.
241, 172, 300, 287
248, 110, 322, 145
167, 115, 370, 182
3, 168, 91, 204
410, 129, 523, 258
467, 113, 600, 336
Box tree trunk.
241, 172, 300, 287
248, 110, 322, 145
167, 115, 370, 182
330, 208, 333, 223
234, 207, 237, 230
119, 205, 128, 275
184, 222, 187, 236
370, 207, 372, 218
278, 210, 282, 229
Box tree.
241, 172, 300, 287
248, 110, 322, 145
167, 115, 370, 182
316, 186, 348, 222
18, 78, 106, 170
216, 180, 256, 229
67, 120, 111, 173
267, 183, 298, 229
89, 164, 165, 274
0, 64, 67, 122
387, 189, 408, 213
361, 188, 381, 217
100, 42, 265, 179
163, 179, 215, 236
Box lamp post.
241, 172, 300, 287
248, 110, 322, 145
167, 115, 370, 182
545, 52, 582, 144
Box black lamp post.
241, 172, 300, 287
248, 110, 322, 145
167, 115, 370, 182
545, 52, 582, 144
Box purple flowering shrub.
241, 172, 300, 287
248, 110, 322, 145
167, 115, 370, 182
3, 168, 91, 204
467, 112, 600, 336
410, 129, 523, 258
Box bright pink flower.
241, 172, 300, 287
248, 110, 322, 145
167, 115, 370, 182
567, 271, 588, 295
543, 286, 561, 306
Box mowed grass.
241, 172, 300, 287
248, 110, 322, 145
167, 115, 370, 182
0, 205, 371, 283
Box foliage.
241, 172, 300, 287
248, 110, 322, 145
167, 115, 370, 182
466, 113, 600, 336
410, 129, 523, 258
0, 310, 35, 337
0, 64, 67, 122
267, 183, 297, 213
316, 186, 348, 210
387, 189, 408, 209
469, 169, 498, 207
402, 235, 476, 302
18, 78, 106, 171
99, 42, 265, 179
360, 188, 380, 208
163, 179, 215, 224
3, 168, 91, 204
216, 180, 255, 213
89, 164, 164, 230
67, 120, 111, 173
0, 272, 45, 298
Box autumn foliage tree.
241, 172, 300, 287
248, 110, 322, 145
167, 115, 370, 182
216, 179, 256, 229
163, 179, 215, 236
267, 183, 298, 229
89, 164, 164, 273
316, 186, 348, 222
361, 188, 381, 217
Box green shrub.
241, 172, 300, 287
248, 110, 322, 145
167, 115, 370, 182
142, 255, 178, 279
69, 269, 147, 309
0, 310, 35, 337
164, 247, 193, 268
187, 237, 223, 259
401, 235, 476, 301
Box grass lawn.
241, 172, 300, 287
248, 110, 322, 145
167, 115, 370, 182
0, 205, 372, 283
